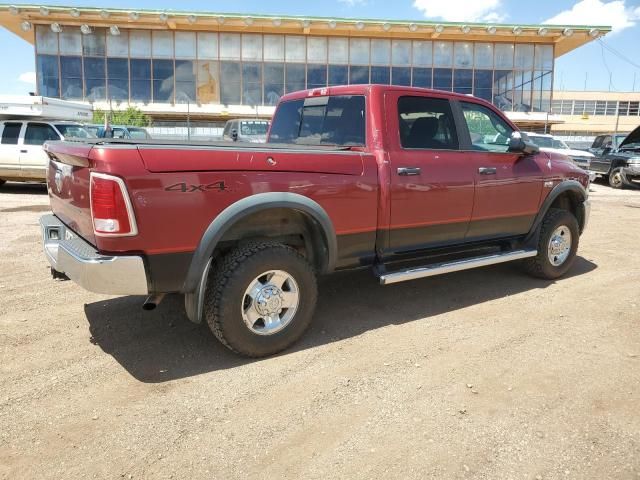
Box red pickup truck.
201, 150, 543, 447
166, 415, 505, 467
40, 85, 590, 357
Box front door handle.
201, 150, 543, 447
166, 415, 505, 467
478, 167, 497, 175
20, 149, 28, 153
397, 167, 421, 176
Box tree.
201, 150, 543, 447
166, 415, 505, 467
92, 107, 150, 127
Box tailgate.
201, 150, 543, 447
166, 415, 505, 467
44, 142, 96, 246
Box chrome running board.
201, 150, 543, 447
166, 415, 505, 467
378, 249, 538, 285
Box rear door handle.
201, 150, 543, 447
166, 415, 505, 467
20, 150, 28, 153
478, 167, 497, 175
397, 167, 421, 176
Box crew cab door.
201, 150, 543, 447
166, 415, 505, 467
457, 101, 543, 240
20, 122, 61, 178
384, 93, 475, 254
0, 122, 23, 179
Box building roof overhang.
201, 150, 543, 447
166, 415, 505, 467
0, 4, 610, 57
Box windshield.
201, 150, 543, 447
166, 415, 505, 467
55, 124, 95, 139
552, 139, 569, 150
528, 135, 554, 148
240, 121, 269, 136
127, 128, 151, 139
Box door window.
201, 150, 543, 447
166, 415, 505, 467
1, 123, 22, 145
24, 123, 60, 145
397, 96, 458, 149
461, 101, 514, 153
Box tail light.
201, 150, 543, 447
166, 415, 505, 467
90, 172, 138, 236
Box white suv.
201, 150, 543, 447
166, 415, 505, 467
0, 120, 93, 186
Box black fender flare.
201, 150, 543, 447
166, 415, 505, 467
525, 180, 588, 244
183, 192, 337, 323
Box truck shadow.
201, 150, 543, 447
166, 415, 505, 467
84, 257, 597, 383
0, 182, 48, 195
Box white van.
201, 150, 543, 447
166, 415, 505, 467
0, 120, 93, 185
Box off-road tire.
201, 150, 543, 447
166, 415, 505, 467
608, 167, 625, 189
523, 208, 579, 280
203, 241, 318, 357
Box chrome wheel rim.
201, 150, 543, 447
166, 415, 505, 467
241, 270, 300, 335
547, 225, 572, 266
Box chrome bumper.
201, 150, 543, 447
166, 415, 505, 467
39, 214, 148, 295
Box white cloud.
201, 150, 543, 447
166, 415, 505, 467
412, 0, 505, 22
544, 0, 640, 34
338, 0, 368, 6
18, 71, 36, 85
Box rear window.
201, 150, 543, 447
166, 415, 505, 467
240, 121, 269, 136
127, 128, 150, 139
268, 95, 365, 146
24, 123, 60, 145
1, 122, 22, 145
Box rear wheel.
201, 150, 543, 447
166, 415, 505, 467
608, 168, 625, 189
203, 241, 318, 357
523, 208, 579, 280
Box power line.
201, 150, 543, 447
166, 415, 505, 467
597, 38, 640, 70
599, 40, 619, 92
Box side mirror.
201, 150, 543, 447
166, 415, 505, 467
231, 129, 238, 141
508, 132, 539, 155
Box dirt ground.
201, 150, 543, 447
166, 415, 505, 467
0, 180, 639, 480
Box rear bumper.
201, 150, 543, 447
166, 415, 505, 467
39, 214, 148, 295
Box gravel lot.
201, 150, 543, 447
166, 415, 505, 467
0, 181, 639, 480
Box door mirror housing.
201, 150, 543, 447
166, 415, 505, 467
231, 129, 238, 141
508, 132, 539, 155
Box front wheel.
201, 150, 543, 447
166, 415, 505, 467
608, 167, 626, 189
523, 208, 579, 280
203, 241, 318, 357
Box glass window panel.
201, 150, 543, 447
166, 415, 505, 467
605, 101, 617, 115
433, 42, 453, 67
130, 58, 151, 103
328, 38, 348, 64
153, 59, 174, 102
349, 38, 370, 65
263, 63, 284, 106
474, 69, 493, 102
551, 99, 562, 114
454, 42, 473, 68
197, 60, 220, 104
371, 39, 390, 66
433, 68, 452, 90
514, 71, 533, 112
36, 25, 58, 55
461, 101, 514, 152
494, 43, 514, 69
175, 32, 196, 59
285, 63, 306, 92
412, 67, 432, 88
350, 65, 369, 84
24, 123, 60, 144
242, 62, 262, 106
83, 29, 105, 56
59, 27, 81, 55
397, 96, 458, 150
595, 100, 606, 115
130, 30, 151, 58
629, 101, 639, 116
541, 90, 551, 113
307, 37, 327, 63
107, 29, 128, 57
371, 66, 390, 84
307, 64, 327, 88
152, 31, 174, 59
392, 40, 411, 66
475, 89, 493, 102
36, 54, 59, 97
107, 58, 128, 101
60, 56, 83, 100
175, 60, 196, 102
583, 101, 596, 115
286, 36, 306, 62
493, 70, 513, 110
197, 33, 218, 60
392, 67, 411, 86
618, 101, 629, 115
264, 35, 284, 61
515, 44, 534, 70
242, 34, 262, 61
220, 61, 241, 104
534, 44, 553, 70
220, 33, 241, 60
474, 43, 493, 69
453, 69, 472, 94
84, 57, 106, 101
328, 64, 348, 86
412, 41, 432, 67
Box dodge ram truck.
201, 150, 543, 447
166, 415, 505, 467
40, 85, 591, 357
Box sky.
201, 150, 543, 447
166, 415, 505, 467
1, 0, 639, 95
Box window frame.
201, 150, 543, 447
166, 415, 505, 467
1, 122, 24, 145
24, 122, 61, 145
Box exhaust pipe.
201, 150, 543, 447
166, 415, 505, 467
142, 294, 166, 311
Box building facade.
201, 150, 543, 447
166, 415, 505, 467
0, 5, 609, 127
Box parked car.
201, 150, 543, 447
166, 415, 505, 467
0, 120, 93, 185
523, 132, 595, 172
222, 119, 269, 143
85, 124, 152, 140
590, 125, 640, 188
39, 85, 590, 357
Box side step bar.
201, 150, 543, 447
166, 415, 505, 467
378, 249, 538, 285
